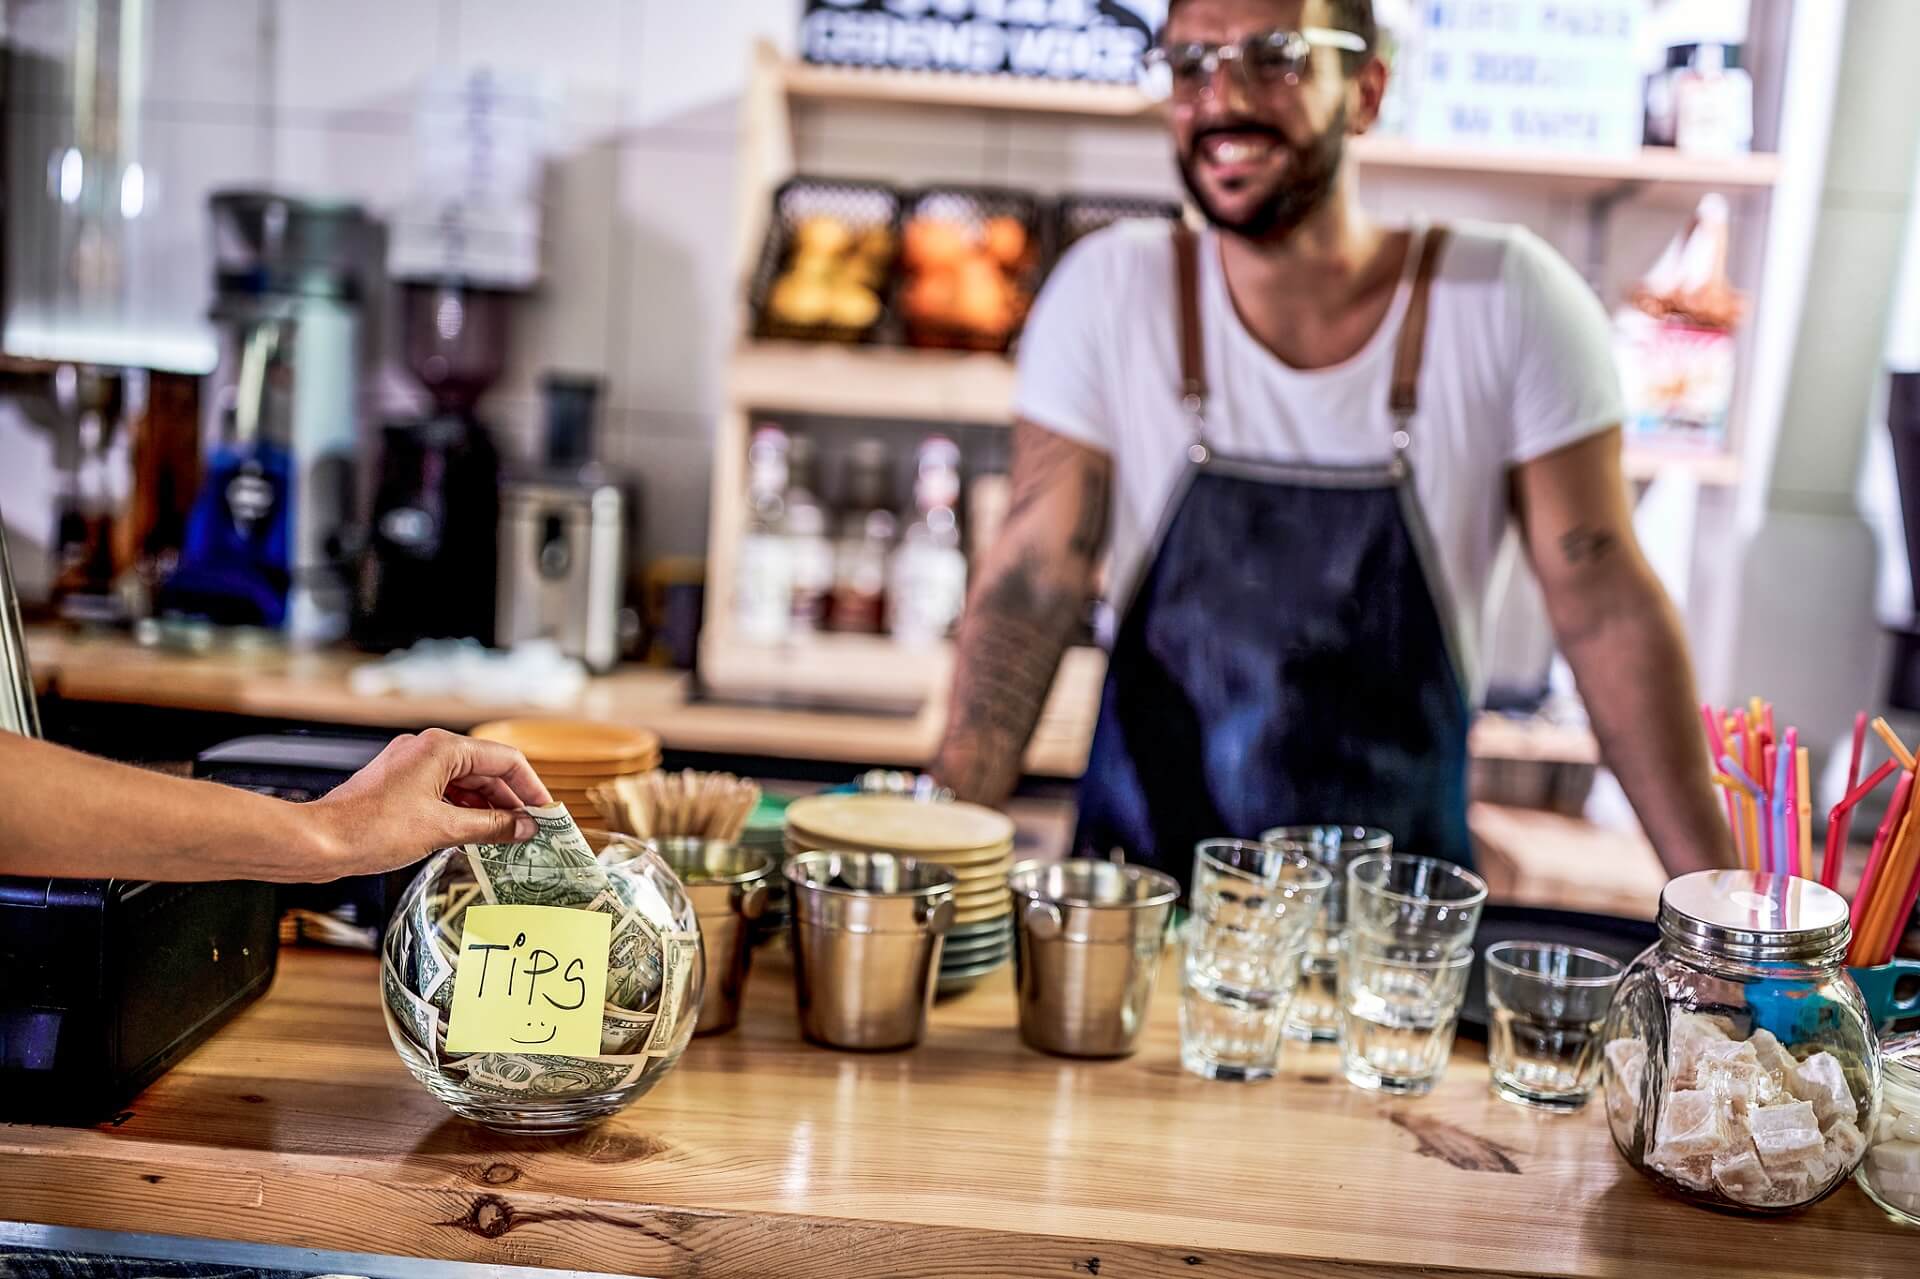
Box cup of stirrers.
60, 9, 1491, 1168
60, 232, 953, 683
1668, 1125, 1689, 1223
590, 769, 761, 842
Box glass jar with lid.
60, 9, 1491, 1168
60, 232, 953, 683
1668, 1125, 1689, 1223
1601, 870, 1879, 1213
1858, 1030, 1920, 1225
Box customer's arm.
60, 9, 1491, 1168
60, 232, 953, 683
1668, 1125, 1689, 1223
0, 728, 549, 882
930, 420, 1110, 806
1515, 428, 1735, 876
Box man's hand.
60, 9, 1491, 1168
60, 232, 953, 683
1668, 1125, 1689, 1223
308, 729, 551, 879
1514, 427, 1735, 875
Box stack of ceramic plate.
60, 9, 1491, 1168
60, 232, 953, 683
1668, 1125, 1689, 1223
783, 794, 1015, 995
469, 717, 661, 824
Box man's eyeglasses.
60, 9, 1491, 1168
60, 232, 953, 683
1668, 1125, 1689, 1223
1140, 28, 1369, 103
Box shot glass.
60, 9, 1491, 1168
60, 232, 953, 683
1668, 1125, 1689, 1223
1190, 839, 1332, 955
1260, 825, 1393, 1042
1180, 840, 1331, 1082
1483, 941, 1624, 1112
1339, 936, 1474, 1096
1346, 853, 1487, 954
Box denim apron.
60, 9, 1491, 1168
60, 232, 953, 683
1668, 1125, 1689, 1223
1073, 224, 1473, 891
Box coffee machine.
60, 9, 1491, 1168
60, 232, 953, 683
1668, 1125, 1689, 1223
496, 375, 628, 673
160, 192, 375, 642
353, 281, 507, 649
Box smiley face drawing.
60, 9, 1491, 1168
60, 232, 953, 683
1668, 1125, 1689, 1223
510, 1020, 558, 1046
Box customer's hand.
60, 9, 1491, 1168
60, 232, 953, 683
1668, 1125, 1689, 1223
308, 729, 553, 878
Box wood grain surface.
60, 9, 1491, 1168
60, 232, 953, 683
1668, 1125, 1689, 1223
25, 629, 1601, 781
2, 944, 1912, 1278
23, 627, 1094, 777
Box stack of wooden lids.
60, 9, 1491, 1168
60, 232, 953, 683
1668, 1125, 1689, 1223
784, 794, 1015, 994
469, 717, 661, 823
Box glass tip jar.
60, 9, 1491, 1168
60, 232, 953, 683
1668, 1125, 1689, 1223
1601, 870, 1880, 1213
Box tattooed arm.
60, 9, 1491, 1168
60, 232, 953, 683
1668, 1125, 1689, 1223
1513, 427, 1735, 876
931, 420, 1111, 806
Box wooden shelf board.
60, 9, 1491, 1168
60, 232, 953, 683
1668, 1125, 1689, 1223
1351, 136, 1781, 191
729, 339, 1018, 423
782, 60, 1779, 192
731, 341, 1742, 485
783, 59, 1160, 119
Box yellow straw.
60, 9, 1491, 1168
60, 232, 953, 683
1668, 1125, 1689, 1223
1873, 717, 1916, 772
1742, 793, 1763, 874
1858, 785, 1920, 965
1795, 747, 1813, 879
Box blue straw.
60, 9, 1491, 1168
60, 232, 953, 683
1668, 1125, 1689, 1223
1771, 742, 1794, 877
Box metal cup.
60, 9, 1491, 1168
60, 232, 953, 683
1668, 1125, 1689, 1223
786, 850, 956, 1051
654, 837, 774, 1036
1009, 859, 1180, 1058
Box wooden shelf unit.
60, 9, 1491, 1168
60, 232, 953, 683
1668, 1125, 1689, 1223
704, 42, 1799, 710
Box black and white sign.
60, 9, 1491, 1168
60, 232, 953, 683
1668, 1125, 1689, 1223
1406, 1, 1646, 154
800, 0, 1167, 84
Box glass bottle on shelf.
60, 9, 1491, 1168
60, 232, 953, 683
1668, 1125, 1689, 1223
887, 435, 968, 648
829, 438, 895, 635
734, 423, 792, 646
783, 433, 834, 638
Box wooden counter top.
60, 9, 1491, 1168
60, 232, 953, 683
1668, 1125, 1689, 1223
24, 628, 1603, 782
2, 945, 1909, 1278
23, 627, 1099, 778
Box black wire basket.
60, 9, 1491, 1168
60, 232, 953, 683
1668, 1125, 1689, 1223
746, 175, 904, 345
896, 183, 1046, 354
1049, 191, 1184, 263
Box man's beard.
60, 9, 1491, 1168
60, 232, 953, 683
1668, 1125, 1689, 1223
1178, 107, 1346, 242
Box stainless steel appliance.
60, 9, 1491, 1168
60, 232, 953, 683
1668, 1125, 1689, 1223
496, 476, 625, 672
160, 192, 375, 642
495, 375, 629, 672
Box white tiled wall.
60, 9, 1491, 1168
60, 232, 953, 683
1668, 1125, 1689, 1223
128, 0, 1709, 576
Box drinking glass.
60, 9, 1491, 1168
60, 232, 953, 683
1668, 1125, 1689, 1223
1346, 853, 1487, 954
1260, 825, 1393, 1041
1339, 937, 1473, 1095
1484, 941, 1624, 1112
1180, 840, 1331, 1082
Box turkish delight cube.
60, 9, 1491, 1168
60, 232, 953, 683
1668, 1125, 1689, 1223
1668, 1012, 1733, 1089
1710, 1147, 1775, 1204
1653, 1089, 1735, 1159
1749, 1101, 1823, 1170
1695, 1053, 1765, 1116
1869, 1139, 1920, 1174
1787, 1051, 1856, 1127
1819, 1116, 1868, 1182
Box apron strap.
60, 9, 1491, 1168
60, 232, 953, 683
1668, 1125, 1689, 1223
1388, 224, 1451, 424
1172, 223, 1207, 420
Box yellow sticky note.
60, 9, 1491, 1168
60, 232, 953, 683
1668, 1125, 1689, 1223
445, 904, 611, 1056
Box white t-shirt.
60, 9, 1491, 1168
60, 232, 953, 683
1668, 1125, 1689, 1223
1013, 218, 1624, 696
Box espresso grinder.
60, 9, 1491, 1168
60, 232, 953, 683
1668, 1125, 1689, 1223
353, 281, 510, 649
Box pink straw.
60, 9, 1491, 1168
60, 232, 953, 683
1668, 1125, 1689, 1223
1853, 771, 1914, 935
1702, 703, 1741, 849
1827, 757, 1899, 890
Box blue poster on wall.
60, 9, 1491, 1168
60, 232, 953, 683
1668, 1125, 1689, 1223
799, 0, 1167, 84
